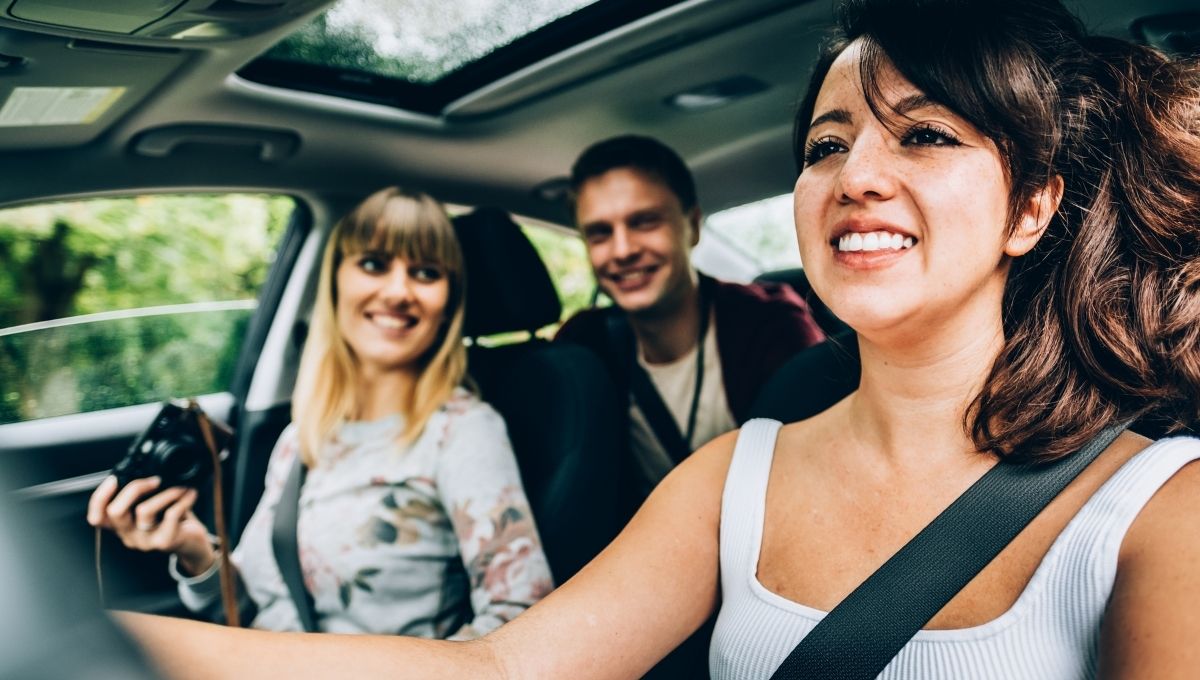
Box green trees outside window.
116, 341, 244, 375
0, 195, 294, 425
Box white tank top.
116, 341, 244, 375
710, 419, 1200, 679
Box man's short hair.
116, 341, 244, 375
570, 135, 698, 213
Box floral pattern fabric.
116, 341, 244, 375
173, 388, 553, 638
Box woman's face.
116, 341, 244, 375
794, 42, 1045, 341
335, 250, 451, 376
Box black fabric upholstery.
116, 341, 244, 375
748, 330, 861, 423
755, 267, 851, 338
453, 209, 621, 583
466, 343, 621, 581
749, 330, 1196, 439
455, 207, 562, 337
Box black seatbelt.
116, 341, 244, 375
272, 455, 319, 633
769, 420, 1129, 679
615, 314, 689, 463
605, 280, 712, 464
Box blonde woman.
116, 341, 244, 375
88, 186, 553, 638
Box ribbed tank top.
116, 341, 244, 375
710, 419, 1200, 679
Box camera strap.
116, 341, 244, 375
188, 399, 241, 629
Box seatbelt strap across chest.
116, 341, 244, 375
770, 420, 1129, 679
272, 455, 319, 633
604, 279, 713, 464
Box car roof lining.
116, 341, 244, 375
238, 0, 698, 116
0, 0, 1188, 225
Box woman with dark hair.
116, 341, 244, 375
118, 0, 1199, 677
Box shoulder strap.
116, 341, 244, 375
603, 280, 714, 464
271, 455, 319, 633
605, 309, 691, 464
720, 419, 784, 572
770, 421, 1129, 680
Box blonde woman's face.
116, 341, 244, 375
335, 250, 451, 376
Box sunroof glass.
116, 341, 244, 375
265, 0, 599, 84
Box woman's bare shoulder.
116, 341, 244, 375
664, 412, 839, 505
772, 399, 849, 460
1120, 436, 1200, 557
660, 428, 741, 504
1101, 436, 1200, 676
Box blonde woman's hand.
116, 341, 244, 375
87, 475, 216, 575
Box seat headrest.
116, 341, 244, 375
754, 267, 812, 295
754, 267, 850, 338
452, 207, 563, 337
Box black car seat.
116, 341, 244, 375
452, 207, 622, 584
749, 269, 859, 424
748, 329, 861, 423
754, 267, 851, 337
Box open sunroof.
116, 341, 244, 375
238, 0, 689, 116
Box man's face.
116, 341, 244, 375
575, 167, 700, 318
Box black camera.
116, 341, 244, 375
112, 401, 232, 490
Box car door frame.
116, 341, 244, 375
0, 192, 313, 614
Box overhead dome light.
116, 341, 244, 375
665, 75, 769, 112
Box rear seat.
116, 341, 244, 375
452, 207, 622, 584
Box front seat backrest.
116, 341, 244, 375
453, 207, 621, 583
755, 267, 851, 338
749, 329, 861, 423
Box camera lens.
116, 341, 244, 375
153, 436, 205, 485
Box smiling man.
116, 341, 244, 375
556, 135, 826, 511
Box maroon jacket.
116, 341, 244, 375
555, 274, 826, 424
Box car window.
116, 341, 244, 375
265, 0, 597, 84
519, 222, 594, 325
239, 0, 691, 115
0, 194, 295, 425
693, 193, 801, 282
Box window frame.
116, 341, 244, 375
0, 191, 306, 426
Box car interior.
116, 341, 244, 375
0, 0, 1195, 676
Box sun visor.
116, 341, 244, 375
2, 0, 328, 43
8, 0, 184, 34
0, 29, 185, 148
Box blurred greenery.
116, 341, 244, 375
0, 195, 293, 425
519, 223, 594, 324
0, 194, 602, 425
0, 309, 254, 423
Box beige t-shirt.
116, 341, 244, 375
628, 312, 736, 498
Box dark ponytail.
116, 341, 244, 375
796, 0, 1200, 461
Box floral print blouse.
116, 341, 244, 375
171, 388, 553, 638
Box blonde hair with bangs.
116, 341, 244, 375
292, 187, 467, 466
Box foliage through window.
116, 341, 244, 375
0, 195, 294, 425
519, 222, 593, 326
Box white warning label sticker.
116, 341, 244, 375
0, 87, 125, 127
